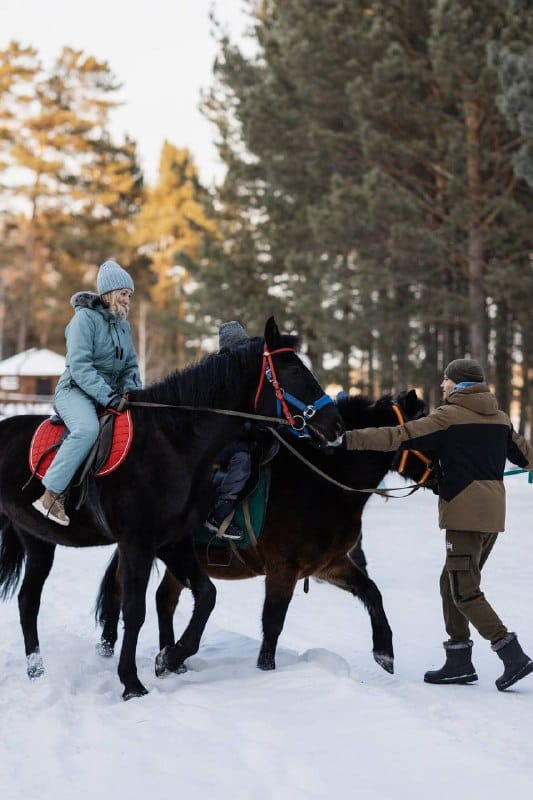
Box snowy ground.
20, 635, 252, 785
1, 474, 532, 799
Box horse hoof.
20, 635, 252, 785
374, 652, 394, 674
96, 640, 115, 658
257, 655, 276, 671
27, 652, 44, 680
122, 683, 149, 701
155, 646, 187, 678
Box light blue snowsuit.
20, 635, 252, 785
43, 292, 141, 494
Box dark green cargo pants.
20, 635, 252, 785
440, 530, 508, 645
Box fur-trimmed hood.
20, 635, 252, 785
70, 291, 104, 309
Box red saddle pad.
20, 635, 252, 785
29, 410, 133, 480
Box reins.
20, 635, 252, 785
129, 346, 296, 427
128, 343, 432, 497
128, 400, 294, 427
129, 343, 335, 437
130, 388, 434, 497
128, 401, 423, 496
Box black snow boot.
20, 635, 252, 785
492, 633, 533, 691
424, 639, 478, 685
206, 499, 243, 541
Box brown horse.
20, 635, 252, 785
96, 390, 432, 677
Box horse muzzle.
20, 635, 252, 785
306, 415, 345, 445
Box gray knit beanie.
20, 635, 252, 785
444, 358, 485, 384
218, 321, 248, 349
97, 260, 134, 295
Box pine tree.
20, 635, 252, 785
132, 141, 217, 373
488, 19, 533, 427
205, 1, 372, 381
0, 43, 41, 355
0, 44, 144, 355
204, 0, 533, 409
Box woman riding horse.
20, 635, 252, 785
33, 260, 140, 526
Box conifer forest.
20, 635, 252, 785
1, 1, 532, 428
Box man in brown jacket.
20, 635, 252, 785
338, 358, 533, 691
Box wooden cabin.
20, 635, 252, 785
0, 348, 65, 403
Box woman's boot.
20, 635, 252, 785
32, 489, 70, 526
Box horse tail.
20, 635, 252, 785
95, 548, 120, 628
0, 514, 25, 600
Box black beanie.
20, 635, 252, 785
218, 321, 248, 349
444, 358, 485, 384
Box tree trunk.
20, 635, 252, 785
422, 323, 438, 410
377, 290, 393, 393
0, 274, 5, 360
175, 292, 187, 371
519, 319, 532, 437
394, 287, 409, 391
137, 299, 148, 384
494, 301, 511, 414
464, 99, 488, 368
17, 220, 35, 353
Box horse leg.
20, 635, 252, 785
257, 563, 299, 671
315, 555, 394, 673
155, 567, 186, 651
347, 524, 368, 577
95, 549, 121, 657
116, 543, 153, 700
154, 540, 216, 678
17, 534, 56, 679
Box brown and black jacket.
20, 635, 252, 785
345, 384, 533, 532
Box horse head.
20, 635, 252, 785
254, 317, 344, 446
332, 390, 432, 485
383, 389, 435, 487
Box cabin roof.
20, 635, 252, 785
0, 348, 65, 377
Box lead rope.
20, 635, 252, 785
265, 427, 427, 497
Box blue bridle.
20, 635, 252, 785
254, 343, 334, 438
276, 391, 334, 437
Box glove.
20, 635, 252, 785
319, 431, 347, 452
106, 394, 129, 412
330, 431, 347, 449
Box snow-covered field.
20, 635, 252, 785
1, 474, 532, 799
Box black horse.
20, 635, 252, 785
0, 318, 344, 699
96, 390, 431, 677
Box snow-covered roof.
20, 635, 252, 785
0, 347, 65, 376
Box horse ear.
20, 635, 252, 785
403, 389, 419, 417
264, 316, 281, 349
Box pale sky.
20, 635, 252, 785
1, 0, 249, 185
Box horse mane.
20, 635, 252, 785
336, 393, 393, 430
133, 333, 300, 410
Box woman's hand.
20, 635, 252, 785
106, 394, 129, 412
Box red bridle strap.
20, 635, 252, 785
254, 345, 297, 426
